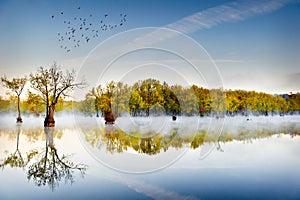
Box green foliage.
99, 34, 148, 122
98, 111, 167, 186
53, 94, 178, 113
81, 79, 300, 118
1, 75, 300, 116
1, 76, 27, 96
23, 90, 45, 115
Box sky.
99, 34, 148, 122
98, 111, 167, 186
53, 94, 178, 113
0, 0, 300, 99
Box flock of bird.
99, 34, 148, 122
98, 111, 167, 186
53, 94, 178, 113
51, 6, 127, 53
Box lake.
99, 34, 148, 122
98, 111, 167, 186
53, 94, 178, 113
0, 114, 300, 200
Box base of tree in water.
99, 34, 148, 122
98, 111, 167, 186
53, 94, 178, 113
44, 118, 55, 127
16, 117, 22, 123
104, 111, 115, 125
172, 115, 177, 121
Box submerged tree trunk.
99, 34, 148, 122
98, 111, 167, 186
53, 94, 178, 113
44, 105, 55, 127
16, 95, 22, 123
104, 111, 115, 124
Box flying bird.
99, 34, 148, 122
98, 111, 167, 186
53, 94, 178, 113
53, 9, 128, 53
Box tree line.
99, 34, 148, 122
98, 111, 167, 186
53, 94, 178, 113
1, 63, 300, 126
79, 79, 300, 118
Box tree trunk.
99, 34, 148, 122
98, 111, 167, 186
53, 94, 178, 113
44, 105, 55, 127
16, 95, 22, 123
104, 110, 115, 124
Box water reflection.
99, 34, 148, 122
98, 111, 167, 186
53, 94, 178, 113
1, 116, 300, 193
0, 125, 27, 169
81, 123, 300, 155
78, 119, 300, 173
0, 126, 88, 191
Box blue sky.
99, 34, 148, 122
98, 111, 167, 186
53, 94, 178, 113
0, 0, 300, 97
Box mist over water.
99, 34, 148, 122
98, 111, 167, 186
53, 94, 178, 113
1, 112, 300, 197
1, 112, 299, 136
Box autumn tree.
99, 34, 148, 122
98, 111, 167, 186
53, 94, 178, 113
135, 79, 164, 116
25, 90, 45, 116
210, 88, 226, 118
1, 75, 27, 122
29, 63, 86, 127
86, 85, 104, 117
192, 85, 211, 116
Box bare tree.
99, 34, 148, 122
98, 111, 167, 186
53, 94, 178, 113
1, 76, 27, 122
29, 62, 86, 127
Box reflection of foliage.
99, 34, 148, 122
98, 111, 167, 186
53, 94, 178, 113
0, 126, 31, 169
0, 150, 25, 169
0, 126, 87, 191
27, 146, 86, 191
27, 127, 87, 191
82, 123, 300, 155
190, 132, 207, 149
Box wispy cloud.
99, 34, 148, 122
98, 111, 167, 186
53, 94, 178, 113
166, 0, 295, 34
111, 175, 198, 200
89, 167, 198, 200
132, 0, 295, 47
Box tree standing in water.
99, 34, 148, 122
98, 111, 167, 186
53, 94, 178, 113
29, 62, 86, 127
1, 76, 27, 123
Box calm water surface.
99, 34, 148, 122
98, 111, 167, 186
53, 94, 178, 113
0, 114, 299, 200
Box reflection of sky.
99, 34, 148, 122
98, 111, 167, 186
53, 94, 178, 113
0, 116, 300, 199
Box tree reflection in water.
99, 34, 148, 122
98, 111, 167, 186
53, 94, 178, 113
82, 125, 210, 155
27, 127, 87, 191
0, 126, 87, 191
82, 124, 300, 155
0, 124, 26, 169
